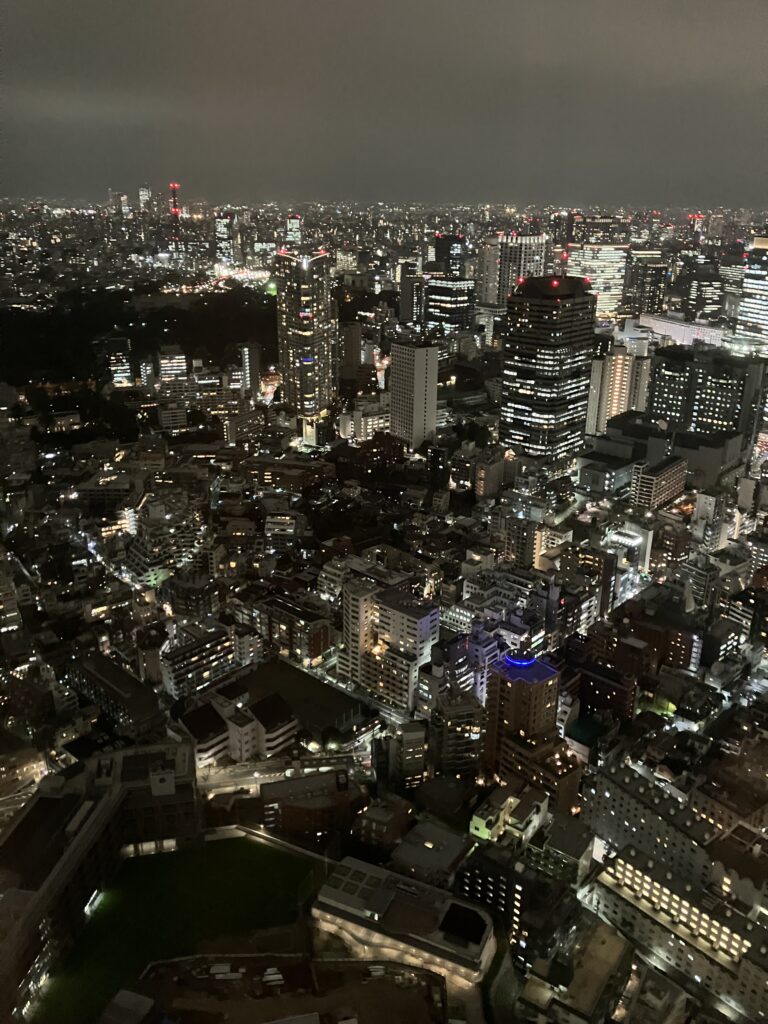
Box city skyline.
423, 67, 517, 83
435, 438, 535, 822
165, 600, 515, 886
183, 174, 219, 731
5, 0, 768, 208
3, 5, 768, 1024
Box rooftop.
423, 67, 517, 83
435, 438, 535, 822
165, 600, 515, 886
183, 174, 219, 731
316, 857, 494, 973
513, 275, 593, 300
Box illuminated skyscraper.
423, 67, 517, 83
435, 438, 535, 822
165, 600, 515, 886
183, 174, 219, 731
735, 237, 768, 356
390, 335, 438, 450
682, 256, 723, 323
501, 276, 595, 462
648, 344, 765, 453
476, 232, 547, 306
424, 278, 475, 333
240, 342, 262, 397
275, 250, 337, 417
286, 215, 302, 247
566, 243, 628, 321
214, 211, 237, 265
624, 249, 668, 316
569, 213, 631, 244
434, 232, 466, 278
586, 343, 650, 435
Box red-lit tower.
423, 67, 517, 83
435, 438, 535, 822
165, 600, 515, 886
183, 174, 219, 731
169, 182, 181, 257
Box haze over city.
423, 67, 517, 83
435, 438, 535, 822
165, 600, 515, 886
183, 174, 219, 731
5, 0, 768, 206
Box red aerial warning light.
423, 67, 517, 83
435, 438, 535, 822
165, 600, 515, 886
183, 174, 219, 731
551, 279, 560, 287
584, 276, 591, 283
169, 182, 180, 190
517, 276, 525, 285
171, 207, 180, 216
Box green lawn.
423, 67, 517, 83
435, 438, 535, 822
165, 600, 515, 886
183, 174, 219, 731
32, 837, 322, 1024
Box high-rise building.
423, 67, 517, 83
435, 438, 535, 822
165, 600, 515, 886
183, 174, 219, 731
275, 249, 338, 418
399, 271, 425, 325
429, 686, 485, 778
424, 278, 475, 333
434, 232, 465, 278
501, 276, 596, 462
586, 342, 651, 435
476, 233, 547, 307
214, 211, 237, 264
623, 249, 668, 316
569, 213, 631, 245
647, 343, 766, 451
484, 654, 582, 812
720, 263, 745, 322
158, 345, 188, 400
566, 244, 629, 321
138, 184, 152, 213
108, 342, 133, 388
338, 580, 440, 710
389, 335, 438, 450
286, 215, 302, 246
240, 342, 261, 397
338, 579, 379, 686
376, 589, 440, 709
734, 237, 768, 356
682, 258, 723, 323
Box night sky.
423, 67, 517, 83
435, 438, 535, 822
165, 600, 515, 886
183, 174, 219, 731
5, 0, 767, 207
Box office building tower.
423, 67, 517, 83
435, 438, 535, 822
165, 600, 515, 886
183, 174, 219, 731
399, 271, 425, 325
286, 215, 302, 246
275, 249, 338, 418
720, 263, 745, 322
549, 211, 570, 246
108, 342, 132, 387
214, 211, 238, 265
566, 244, 628, 321
586, 343, 651, 435
240, 342, 261, 397
569, 213, 631, 244
734, 237, 768, 356
501, 276, 596, 462
390, 335, 438, 450
647, 343, 766, 450
424, 278, 475, 333
109, 191, 130, 216
158, 345, 188, 400
138, 184, 152, 213
476, 233, 547, 307
623, 249, 668, 316
682, 259, 723, 323
434, 232, 465, 278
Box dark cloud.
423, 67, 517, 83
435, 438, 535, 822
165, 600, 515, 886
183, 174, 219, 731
4, 0, 767, 206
